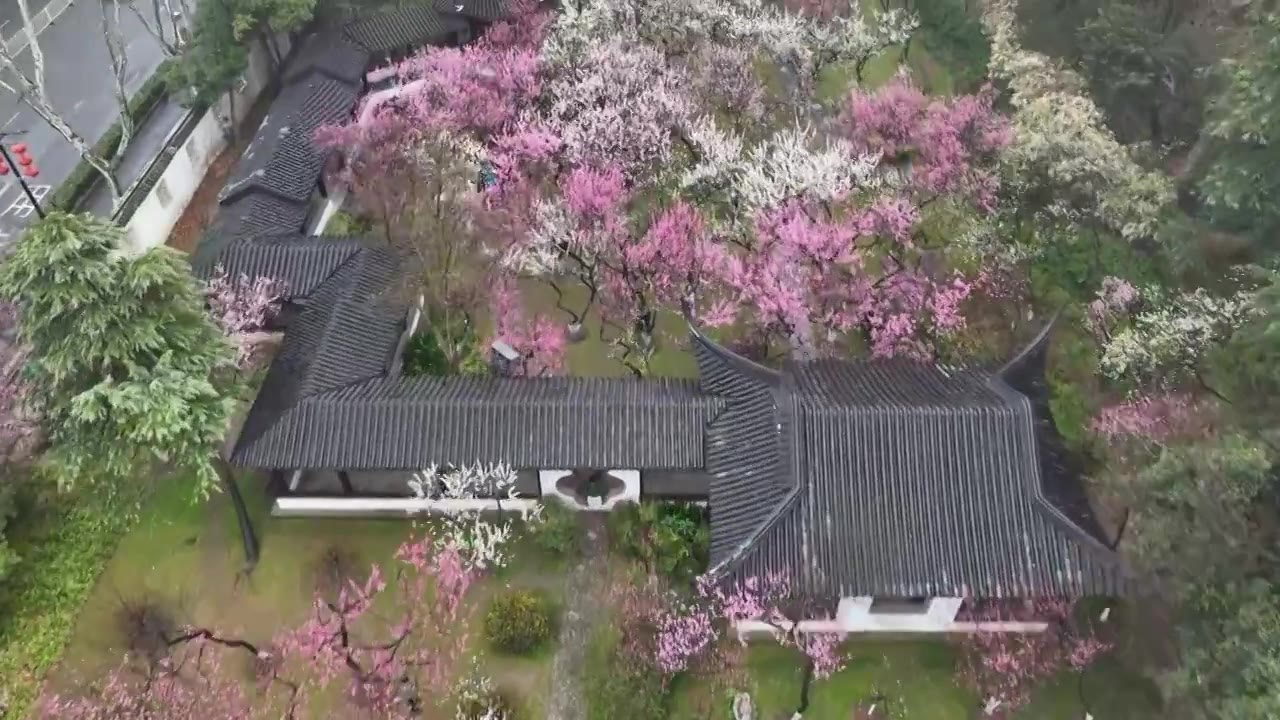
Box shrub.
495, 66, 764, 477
607, 501, 709, 583
323, 209, 374, 236
403, 330, 451, 376
0, 477, 138, 720
402, 326, 487, 377
585, 623, 670, 720
915, 0, 990, 92
529, 500, 579, 557
484, 589, 554, 655
456, 686, 521, 720
48, 60, 176, 213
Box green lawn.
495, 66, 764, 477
669, 639, 1161, 720
43, 477, 565, 718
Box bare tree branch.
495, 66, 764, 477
101, 0, 134, 172
0, 0, 122, 202
14, 0, 43, 92
125, 0, 181, 56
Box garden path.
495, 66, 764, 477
546, 513, 608, 720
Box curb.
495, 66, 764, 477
0, 0, 76, 56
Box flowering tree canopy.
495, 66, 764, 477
313, 0, 1014, 371
41, 536, 479, 720
981, 0, 1173, 242
204, 267, 288, 371
958, 599, 1111, 718
652, 574, 846, 680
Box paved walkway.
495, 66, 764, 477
546, 514, 607, 720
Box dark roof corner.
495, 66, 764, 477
992, 311, 1122, 573
687, 323, 781, 397
996, 310, 1062, 403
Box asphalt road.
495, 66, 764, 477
0, 0, 57, 36
0, 0, 169, 248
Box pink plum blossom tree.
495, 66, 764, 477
957, 598, 1112, 718
40, 537, 478, 720
40, 636, 252, 720
204, 267, 288, 371
317, 0, 1017, 370
651, 573, 847, 681
839, 77, 1012, 212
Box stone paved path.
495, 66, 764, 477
546, 513, 608, 720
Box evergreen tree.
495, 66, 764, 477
0, 213, 259, 565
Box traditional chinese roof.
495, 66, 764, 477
218, 75, 360, 206
195, 35, 370, 263
283, 31, 370, 86
433, 0, 511, 21
192, 234, 368, 300
223, 237, 719, 471
693, 328, 1122, 599
192, 191, 312, 268
342, 7, 470, 53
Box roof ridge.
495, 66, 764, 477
293, 249, 394, 398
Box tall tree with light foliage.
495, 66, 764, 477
0, 212, 259, 566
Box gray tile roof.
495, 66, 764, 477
225, 239, 721, 472
433, 0, 511, 21
233, 245, 408, 460
696, 331, 1123, 598
219, 76, 360, 205
192, 235, 368, 301
342, 7, 468, 53
692, 331, 794, 571
191, 191, 312, 268
283, 31, 370, 86
236, 375, 719, 470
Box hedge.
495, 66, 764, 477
48, 59, 176, 213
0, 477, 137, 720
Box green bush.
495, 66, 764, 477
403, 330, 451, 376
529, 500, 579, 557
915, 0, 990, 92
607, 501, 709, 582
456, 686, 522, 720
402, 325, 488, 377
484, 589, 554, 655
48, 60, 176, 213
0, 478, 138, 720
585, 625, 669, 720
323, 209, 375, 236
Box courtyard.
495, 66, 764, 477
25, 477, 1159, 719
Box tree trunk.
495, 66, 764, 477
216, 458, 260, 569
101, 0, 134, 183
226, 92, 239, 144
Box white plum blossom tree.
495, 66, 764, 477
681, 116, 882, 212
981, 0, 1173, 242
1099, 285, 1258, 385
409, 462, 540, 571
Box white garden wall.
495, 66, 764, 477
122, 33, 292, 254
735, 596, 1048, 637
